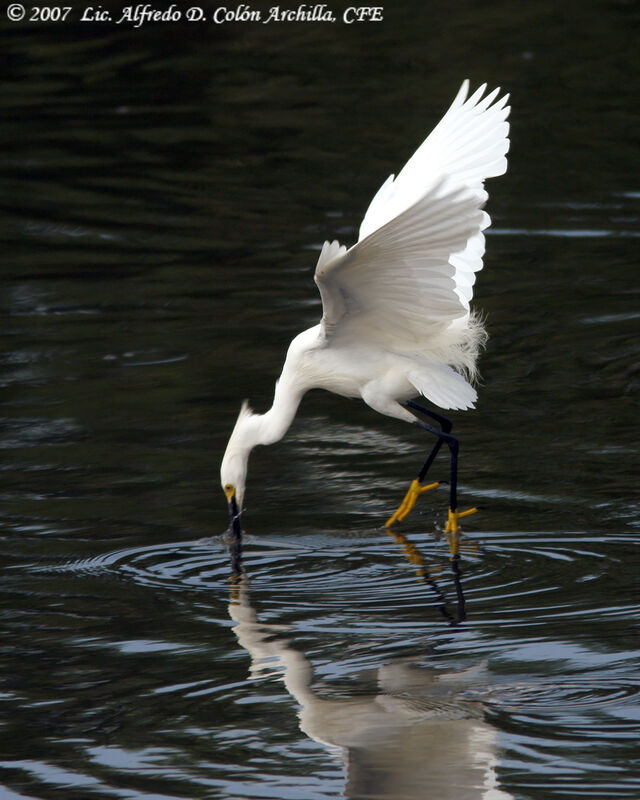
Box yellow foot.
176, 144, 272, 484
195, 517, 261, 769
445, 508, 477, 559
444, 508, 478, 561
385, 479, 440, 527
444, 507, 478, 544
445, 507, 478, 535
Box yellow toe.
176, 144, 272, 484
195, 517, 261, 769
386, 480, 440, 527
444, 506, 478, 535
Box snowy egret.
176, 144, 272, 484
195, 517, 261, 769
221, 80, 510, 536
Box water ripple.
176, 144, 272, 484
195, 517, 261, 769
480, 678, 640, 711
37, 530, 639, 629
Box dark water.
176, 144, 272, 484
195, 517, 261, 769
1, 2, 639, 798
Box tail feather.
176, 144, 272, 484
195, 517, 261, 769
409, 364, 477, 411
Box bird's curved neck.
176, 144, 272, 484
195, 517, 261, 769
251, 372, 305, 447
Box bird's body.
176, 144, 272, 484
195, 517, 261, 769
221, 81, 510, 529
264, 317, 478, 423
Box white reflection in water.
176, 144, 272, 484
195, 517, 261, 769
228, 576, 513, 800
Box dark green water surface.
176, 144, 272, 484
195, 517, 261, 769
1, 3, 639, 798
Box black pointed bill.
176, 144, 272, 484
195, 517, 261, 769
225, 485, 242, 540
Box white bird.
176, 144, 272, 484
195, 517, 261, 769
221, 80, 510, 537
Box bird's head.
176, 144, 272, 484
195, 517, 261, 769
220, 400, 257, 530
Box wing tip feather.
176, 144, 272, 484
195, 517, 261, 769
315, 239, 347, 274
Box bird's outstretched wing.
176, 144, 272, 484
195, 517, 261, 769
314, 81, 510, 347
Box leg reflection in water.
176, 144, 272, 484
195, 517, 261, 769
385, 526, 468, 624
227, 535, 512, 800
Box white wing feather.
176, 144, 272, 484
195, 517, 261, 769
359, 80, 510, 238
314, 81, 510, 345
315, 180, 483, 345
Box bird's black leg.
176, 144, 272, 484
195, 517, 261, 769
386, 401, 478, 541
385, 401, 452, 526
409, 404, 478, 541
406, 400, 453, 485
